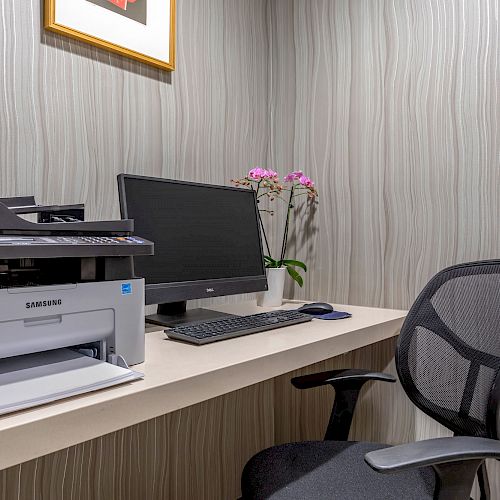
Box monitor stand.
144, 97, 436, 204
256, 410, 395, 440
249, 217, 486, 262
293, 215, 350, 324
146, 301, 237, 328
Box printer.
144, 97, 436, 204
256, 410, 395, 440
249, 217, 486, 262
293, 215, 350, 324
0, 195, 85, 222
0, 202, 154, 414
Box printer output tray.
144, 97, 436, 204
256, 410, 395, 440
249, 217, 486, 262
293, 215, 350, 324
0, 348, 143, 415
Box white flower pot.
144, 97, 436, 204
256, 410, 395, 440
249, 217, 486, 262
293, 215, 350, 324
256, 267, 287, 307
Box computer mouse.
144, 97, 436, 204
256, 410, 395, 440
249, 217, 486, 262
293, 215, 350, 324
297, 302, 334, 315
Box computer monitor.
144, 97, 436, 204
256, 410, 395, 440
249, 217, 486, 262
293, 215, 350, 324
118, 174, 268, 326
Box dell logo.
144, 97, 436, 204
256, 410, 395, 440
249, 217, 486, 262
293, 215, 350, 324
26, 299, 62, 309
206, 288, 215, 293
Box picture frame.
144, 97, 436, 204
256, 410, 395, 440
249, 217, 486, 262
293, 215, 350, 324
44, 0, 175, 71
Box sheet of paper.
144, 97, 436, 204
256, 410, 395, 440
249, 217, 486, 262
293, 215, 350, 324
0, 348, 143, 415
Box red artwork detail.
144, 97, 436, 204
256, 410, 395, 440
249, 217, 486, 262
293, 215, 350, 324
106, 0, 127, 10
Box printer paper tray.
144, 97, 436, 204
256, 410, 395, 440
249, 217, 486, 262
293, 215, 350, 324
0, 349, 143, 415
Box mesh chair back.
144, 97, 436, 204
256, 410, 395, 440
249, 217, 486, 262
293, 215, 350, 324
397, 260, 500, 438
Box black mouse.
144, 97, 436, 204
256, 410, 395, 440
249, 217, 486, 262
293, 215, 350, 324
297, 302, 334, 315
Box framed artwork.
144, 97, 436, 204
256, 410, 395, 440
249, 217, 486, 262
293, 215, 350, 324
45, 0, 175, 71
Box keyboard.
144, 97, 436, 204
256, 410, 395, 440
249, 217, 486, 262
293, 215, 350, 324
166, 310, 313, 345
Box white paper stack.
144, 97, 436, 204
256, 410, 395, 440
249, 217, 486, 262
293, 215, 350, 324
0, 348, 143, 415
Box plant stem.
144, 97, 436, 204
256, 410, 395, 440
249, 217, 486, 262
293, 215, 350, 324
279, 186, 294, 263
257, 208, 272, 257
252, 181, 272, 258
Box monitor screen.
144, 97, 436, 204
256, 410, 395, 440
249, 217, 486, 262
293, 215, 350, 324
118, 175, 267, 302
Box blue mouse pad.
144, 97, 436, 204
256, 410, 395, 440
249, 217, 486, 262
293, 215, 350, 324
314, 311, 352, 320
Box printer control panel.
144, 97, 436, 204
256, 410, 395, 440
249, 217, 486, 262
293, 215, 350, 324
0, 236, 147, 245
63, 236, 146, 245
0, 235, 153, 259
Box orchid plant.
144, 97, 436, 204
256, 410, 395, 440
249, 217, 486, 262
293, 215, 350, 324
232, 167, 318, 287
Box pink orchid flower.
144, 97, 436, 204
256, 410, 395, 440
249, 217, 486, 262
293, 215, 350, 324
248, 167, 279, 181
299, 175, 314, 187
283, 170, 303, 182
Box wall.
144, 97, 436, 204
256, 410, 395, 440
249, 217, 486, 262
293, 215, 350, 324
0, 0, 270, 222
269, 0, 499, 310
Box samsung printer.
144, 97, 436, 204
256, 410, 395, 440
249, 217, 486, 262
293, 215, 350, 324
0, 201, 154, 414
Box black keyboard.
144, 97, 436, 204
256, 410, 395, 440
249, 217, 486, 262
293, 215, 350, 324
166, 310, 313, 345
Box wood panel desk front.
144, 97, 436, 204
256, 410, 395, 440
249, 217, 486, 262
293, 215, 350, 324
0, 301, 407, 499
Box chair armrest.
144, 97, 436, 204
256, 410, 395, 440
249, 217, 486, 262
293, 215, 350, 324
365, 436, 500, 473
291, 369, 396, 441
366, 437, 500, 500
291, 369, 396, 389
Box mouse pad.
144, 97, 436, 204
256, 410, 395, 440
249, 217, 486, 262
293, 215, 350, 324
314, 311, 352, 320
299, 310, 352, 320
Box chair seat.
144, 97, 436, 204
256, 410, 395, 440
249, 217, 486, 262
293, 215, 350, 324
241, 441, 436, 500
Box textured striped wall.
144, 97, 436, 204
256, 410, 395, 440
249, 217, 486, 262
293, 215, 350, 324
270, 0, 500, 311
0, 0, 270, 222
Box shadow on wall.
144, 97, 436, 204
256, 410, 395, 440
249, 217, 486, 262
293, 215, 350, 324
38, 0, 172, 83
284, 201, 320, 299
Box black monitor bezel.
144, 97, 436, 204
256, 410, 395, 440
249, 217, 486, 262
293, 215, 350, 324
117, 174, 268, 305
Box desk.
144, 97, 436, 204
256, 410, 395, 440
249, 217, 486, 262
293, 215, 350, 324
0, 300, 407, 499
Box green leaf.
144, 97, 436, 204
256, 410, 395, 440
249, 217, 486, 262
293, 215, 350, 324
286, 265, 304, 287
264, 255, 280, 268
282, 259, 307, 272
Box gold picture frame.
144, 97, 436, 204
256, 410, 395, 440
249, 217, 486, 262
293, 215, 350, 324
45, 0, 175, 71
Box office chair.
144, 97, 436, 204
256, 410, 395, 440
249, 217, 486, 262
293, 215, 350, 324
241, 260, 500, 500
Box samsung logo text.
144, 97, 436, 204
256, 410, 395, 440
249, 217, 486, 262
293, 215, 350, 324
26, 299, 62, 309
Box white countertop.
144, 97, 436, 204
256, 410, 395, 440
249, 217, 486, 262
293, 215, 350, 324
0, 300, 406, 469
